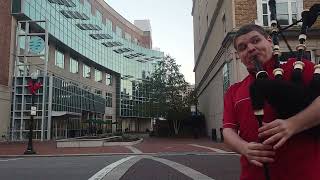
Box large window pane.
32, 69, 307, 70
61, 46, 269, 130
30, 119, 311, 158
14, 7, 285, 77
277, 15, 289, 25
106, 73, 112, 86
55, 50, 64, 69
95, 69, 102, 82
83, 64, 91, 78
70, 57, 78, 73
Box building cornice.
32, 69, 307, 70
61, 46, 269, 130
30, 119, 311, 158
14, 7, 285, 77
193, 0, 224, 72
195, 31, 235, 96
191, 0, 195, 16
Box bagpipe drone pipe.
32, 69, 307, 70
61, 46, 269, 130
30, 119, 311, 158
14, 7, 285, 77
250, 2, 320, 137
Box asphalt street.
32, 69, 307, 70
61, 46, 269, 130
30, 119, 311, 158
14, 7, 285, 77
0, 153, 240, 180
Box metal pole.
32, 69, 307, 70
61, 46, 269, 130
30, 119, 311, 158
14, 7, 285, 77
24, 79, 36, 154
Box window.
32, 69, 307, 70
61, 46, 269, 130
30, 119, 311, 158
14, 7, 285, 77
106, 93, 112, 107
95, 69, 102, 82
106, 73, 112, 86
48, 0, 76, 7
55, 50, 64, 69
125, 32, 131, 41
223, 62, 231, 93
95, 89, 102, 96
222, 14, 227, 34
133, 38, 138, 44
258, 0, 301, 26
316, 56, 320, 65
89, 34, 112, 40
83, 64, 91, 78
76, 24, 102, 30
60, 10, 90, 20
102, 41, 123, 47
116, 26, 122, 37
70, 57, 78, 73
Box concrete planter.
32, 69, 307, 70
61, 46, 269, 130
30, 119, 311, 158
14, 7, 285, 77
56, 136, 143, 148
103, 138, 143, 146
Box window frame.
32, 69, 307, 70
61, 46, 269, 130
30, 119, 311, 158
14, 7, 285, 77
83, 64, 91, 79
70, 57, 79, 74
95, 69, 102, 82
55, 50, 65, 69
256, 0, 303, 27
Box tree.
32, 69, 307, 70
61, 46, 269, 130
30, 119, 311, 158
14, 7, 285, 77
149, 55, 188, 135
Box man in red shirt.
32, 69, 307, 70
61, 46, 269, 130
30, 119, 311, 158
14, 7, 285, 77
223, 24, 320, 180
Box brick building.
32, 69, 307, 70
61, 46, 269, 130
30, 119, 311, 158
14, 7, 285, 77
192, 0, 320, 140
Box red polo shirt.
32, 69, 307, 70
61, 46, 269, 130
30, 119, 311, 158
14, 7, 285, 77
223, 58, 320, 180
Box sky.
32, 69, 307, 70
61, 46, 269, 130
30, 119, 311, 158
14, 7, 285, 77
105, 0, 195, 84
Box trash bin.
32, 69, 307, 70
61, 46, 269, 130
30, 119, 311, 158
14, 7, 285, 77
212, 129, 217, 141
220, 128, 224, 142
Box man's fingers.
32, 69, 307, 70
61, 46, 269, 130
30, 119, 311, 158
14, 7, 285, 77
273, 137, 287, 150
249, 143, 273, 150
258, 126, 281, 138
250, 156, 274, 164
263, 133, 282, 145
258, 121, 280, 133
250, 160, 263, 167
248, 150, 275, 157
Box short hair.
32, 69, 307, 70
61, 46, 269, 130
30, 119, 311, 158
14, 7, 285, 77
233, 24, 270, 50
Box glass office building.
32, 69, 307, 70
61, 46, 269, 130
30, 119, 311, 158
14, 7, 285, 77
9, 0, 163, 140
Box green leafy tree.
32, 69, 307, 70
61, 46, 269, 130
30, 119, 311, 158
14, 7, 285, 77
149, 55, 188, 134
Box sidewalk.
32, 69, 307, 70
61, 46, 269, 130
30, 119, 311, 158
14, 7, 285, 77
0, 137, 232, 156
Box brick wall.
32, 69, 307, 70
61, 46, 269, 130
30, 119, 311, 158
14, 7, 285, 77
234, 0, 257, 27
0, 0, 12, 86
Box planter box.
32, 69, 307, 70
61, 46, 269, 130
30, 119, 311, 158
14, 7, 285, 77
56, 136, 142, 148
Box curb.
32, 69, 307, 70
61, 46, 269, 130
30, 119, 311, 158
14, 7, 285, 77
0, 151, 239, 158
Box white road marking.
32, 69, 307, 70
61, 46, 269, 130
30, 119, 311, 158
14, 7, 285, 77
188, 144, 232, 153
148, 156, 215, 180
0, 158, 24, 162
102, 156, 143, 180
88, 156, 136, 180
125, 146, 142, 154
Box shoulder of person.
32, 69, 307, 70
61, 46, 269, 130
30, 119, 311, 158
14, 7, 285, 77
224, 75, 250, 96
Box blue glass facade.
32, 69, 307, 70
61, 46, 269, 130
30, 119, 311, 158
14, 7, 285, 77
12, 0, 163, 119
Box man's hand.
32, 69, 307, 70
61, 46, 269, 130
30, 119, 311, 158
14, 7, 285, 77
258, 119, 295, 149
243, 142, 275, 167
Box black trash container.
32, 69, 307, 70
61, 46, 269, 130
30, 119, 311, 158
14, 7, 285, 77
212, 128, 217, 141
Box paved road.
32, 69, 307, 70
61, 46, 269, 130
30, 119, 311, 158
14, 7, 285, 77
0, 153, 240, 180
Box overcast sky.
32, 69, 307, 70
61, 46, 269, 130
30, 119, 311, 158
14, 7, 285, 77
105, 0, 195, 84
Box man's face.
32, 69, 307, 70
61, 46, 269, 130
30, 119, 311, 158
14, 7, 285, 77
235, 31, 273, 71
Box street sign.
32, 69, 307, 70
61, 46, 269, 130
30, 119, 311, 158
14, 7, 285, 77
31, 106, 37, 116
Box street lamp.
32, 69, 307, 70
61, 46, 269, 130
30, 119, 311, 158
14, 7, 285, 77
190, 105, 196, 116
24, 72, 41, 154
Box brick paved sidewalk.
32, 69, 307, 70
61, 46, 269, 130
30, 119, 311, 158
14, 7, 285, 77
0, 141, 130, 155
134, 137, 232, 153
0, 137, 232, 156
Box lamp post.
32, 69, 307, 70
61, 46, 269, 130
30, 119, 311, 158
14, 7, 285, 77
24, 72, 41, 154
190, 104, 199, 139
190, 105, 196, 116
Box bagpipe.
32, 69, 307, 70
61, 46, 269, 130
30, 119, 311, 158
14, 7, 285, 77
249, 1, 320, 179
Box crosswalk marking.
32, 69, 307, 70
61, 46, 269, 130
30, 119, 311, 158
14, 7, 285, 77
188, 144, 233, 153
125, 146, 142, 153
148, 156, 215, 180
88, 156, 136, 180
0, 158, 24, 162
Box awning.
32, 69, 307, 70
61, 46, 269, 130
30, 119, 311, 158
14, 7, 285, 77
52, 111, 81, 117
83, 119, 114, 124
